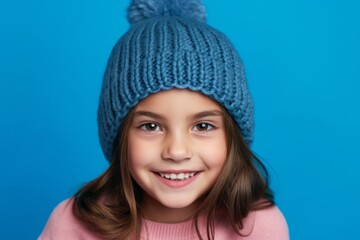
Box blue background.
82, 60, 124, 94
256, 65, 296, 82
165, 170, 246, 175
1, 0, 359, 239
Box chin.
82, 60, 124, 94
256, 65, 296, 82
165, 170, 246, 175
156, 195, 201, 210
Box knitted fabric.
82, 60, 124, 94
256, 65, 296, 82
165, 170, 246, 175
98, 1, 254, 161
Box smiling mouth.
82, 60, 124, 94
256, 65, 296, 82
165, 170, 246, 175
156, 172, 197, 181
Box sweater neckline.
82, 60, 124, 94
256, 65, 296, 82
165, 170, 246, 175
140, 210, 256, 239
141, 218, 206, 240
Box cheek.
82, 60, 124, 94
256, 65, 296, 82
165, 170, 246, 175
128, 132, 158, 170
128, 135, 143, 170
200, 136, 227, 169
128, 134, 147, 183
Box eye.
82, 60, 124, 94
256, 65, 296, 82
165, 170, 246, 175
193, 122, 214, 131
140, 123, 161, 132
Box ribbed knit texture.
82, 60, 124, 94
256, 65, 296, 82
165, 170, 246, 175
98, 2, 254, 161
142, 219, 200, 239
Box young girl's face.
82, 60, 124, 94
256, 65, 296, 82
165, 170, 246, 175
128, 89, 227, 222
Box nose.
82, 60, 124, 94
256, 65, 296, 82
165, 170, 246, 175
161, 133, 192, 161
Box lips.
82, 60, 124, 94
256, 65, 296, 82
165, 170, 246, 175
153, 171, 200, 188
158, 172, 196, 180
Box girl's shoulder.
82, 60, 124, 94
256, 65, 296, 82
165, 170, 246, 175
38, 198, 102, 240
216, 205, 289, 240
247, 205, 289, 239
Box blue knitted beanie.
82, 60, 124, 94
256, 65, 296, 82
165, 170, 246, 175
98, 0, 254, 161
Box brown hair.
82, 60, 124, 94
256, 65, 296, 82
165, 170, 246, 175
73, 107, 273, 240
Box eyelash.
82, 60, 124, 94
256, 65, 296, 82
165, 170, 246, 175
139, 122, 162, 132
138, 122, 215, 132
192, 122, 215, 131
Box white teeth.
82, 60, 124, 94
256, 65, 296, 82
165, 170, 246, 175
159, 172, 197, 180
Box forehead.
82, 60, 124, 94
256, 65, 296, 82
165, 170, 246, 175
134, 89, 222, 115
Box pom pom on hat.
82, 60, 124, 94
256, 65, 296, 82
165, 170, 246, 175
127, 0, 207, 24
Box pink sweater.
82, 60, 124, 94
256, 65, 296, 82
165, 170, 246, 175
38, 199, 289, 239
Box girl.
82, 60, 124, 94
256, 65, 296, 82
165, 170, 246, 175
39, 0, 289, 239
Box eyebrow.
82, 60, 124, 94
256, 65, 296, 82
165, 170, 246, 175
192, 110, 222, 119
134, 111, 165, 120
133, 110, 222, 120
